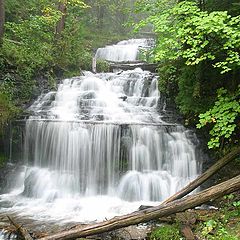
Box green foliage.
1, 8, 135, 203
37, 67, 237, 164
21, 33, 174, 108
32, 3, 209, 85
0, 92, 19, 130
176, 64, 208, 115
0, 73, 16, 100
201, 219, 218, 236
66, 0, 88, 8
157, 60, 178, 97
202, 220, 237, 239
3, 5, 58, 71
96, 59, 109, 72
135, 0, 240, 117
199, 218, 239, 240
223, 194, 240, 215
197, 87, 240, 148
2, 4, 60, 101
233, 201, 240, 207
138, 48, 155, 63
150, 224, 183, 240
195, 193, 240, 240
53, 22, 93, 71
224, 193, 235, 201
205, 0, 240, 16
136, 1, 240, 74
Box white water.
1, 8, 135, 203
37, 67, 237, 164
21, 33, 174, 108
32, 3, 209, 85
0, 42, 201, 226
95, 38, 154, 62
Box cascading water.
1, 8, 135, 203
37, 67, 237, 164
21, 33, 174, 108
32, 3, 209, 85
0, 40, 201, 226
95, 38, 154, 62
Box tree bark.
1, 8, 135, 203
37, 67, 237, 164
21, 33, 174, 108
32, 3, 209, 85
0, 0, 5, 44
56, 0, 67, 37
39, 175, 240, 240
162, 146, 240, 204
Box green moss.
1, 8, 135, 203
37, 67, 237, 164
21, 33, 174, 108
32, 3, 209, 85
150, 224, 183, 240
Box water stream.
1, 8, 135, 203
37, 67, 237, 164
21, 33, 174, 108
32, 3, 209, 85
95, 38, 154, 62
0, 39, 201, 229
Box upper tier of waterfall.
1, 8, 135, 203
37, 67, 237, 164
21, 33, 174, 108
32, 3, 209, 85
95, 38, 154, 62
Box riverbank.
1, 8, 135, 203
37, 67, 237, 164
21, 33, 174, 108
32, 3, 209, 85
0, 190, 239, 240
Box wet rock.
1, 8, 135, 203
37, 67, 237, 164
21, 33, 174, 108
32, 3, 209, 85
0, 163, 20, 194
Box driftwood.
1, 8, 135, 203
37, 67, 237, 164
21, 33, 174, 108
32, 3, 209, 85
162, 147, 240, 204
7, 216, 33, 240
39, 175, 240, 240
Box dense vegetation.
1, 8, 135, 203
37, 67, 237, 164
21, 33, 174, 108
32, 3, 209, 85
135, 0, 240, 152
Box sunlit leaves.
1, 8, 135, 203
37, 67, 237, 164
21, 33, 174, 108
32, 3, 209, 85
3, 11, 58, 72
135, 1, 240, 74
197, 87, 240, 148
65, 0, 89, 8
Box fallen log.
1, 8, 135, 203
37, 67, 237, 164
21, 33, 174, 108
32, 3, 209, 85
39, 175, 240, 240
162, 146, 240, 204
7, 216, 33, 240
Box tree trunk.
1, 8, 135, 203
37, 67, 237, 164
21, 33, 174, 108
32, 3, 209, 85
162, 146, 240, 204
0, 0, 5, 44
56, 0, 67, 37
39, 175, 240, 240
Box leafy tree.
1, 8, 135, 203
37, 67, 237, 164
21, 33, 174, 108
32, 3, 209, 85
55, 0, 88, 37
0, 93, 19, 130
138, 1, 240, 73
197, 88, 240, 149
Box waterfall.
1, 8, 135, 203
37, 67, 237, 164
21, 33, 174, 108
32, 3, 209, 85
95, 38, 154, 62
0, 41, 201, 224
